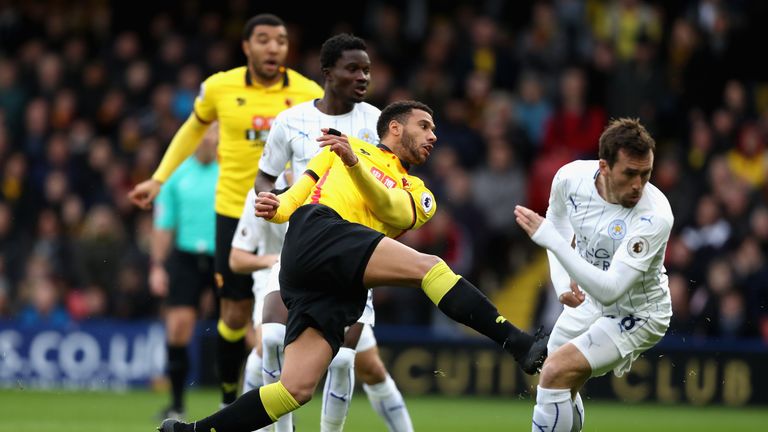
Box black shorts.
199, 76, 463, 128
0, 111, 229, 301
215, 213, 256, 300
166, 249, 215, 307
280, 204, 385, 355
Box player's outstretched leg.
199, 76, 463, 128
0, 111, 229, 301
262, 322, 293, 432
320, 347, 356, 431
364, 238, 548, 374
421, 260, 548, 374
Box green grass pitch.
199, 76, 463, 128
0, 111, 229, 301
0, 388, 765, 431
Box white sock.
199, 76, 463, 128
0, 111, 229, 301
242, 349, 263, 393
532, 386, 572, 432
320, 347, 356, 432
571, 392, 584, 432
363, 373, 413, 432
262, 323, 292, 432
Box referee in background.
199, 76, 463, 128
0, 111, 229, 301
150, 125, 219, 420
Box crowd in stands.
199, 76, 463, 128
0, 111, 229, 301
1, 0, 767, 342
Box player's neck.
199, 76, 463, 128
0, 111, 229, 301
315, 97, 355, 116
247, 66, 282, 88
595, 173, 618, 204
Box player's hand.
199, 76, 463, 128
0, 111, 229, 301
514, 205, 544, 238
128, 179, 162, 210
317, 128, 359, 167
255, 191, 279, 219
149, 263, 169, 297
560, 280, 585, 307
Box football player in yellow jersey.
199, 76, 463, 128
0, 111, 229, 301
129, 14, 322, 407
159, 100, 549, 432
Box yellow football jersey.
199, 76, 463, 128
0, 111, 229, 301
194, 66, 323, 218
282, 137, 437, 239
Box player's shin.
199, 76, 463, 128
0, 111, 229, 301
166, 345, 188, 413
242, 348, 264, 393
532, 386, 573, 432
421, 262, 534, 358
571, 392, 585, 432
217, 320, 248, 404
363, 373, 414, 432
320, 347, 356, 432
262, 322, 293, 432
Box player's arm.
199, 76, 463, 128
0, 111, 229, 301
317, 129, 415, 229
129, 77, 217, 209
149, 185, 176, 297
516, 205, 672, 305
255, 116, 292, 193
255, 149, 333, 223
544, 169, 583, 305
229, 192, 279, 273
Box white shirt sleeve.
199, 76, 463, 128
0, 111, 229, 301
259, 116, 292, 178
231, 190, 262, 252
545, 168, 576, 298
532, 218, 644, 306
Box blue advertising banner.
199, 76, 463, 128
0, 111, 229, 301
0, 320, 169, 389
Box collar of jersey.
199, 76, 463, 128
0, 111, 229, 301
245, 67, 290, 90
376, 143, 410, 172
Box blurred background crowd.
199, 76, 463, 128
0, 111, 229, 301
1, 0, 767, 342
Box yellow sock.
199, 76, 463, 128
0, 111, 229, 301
217, 319, 248, 342
259, 381, 302, 421
421, 260, 461, 305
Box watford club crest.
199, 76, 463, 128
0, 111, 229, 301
402, 178, 411, 188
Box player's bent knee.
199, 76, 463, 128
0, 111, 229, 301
280, 380, 315, 405
356, 355, 387, 384
416, 254, 443, 276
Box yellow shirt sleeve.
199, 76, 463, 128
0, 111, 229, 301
152, 114, 209, 182
346, 159, 415, 229
405, 179, 437, 230
193, 75, 219, 123
270, 147, 335, 223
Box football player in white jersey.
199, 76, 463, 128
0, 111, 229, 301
514, 118, 673, 432
253, 34, 413, 432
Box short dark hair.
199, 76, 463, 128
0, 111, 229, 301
598, 118, 656, 167
242, 14, 285, 41
377, 100, 434, 139
320, 33, 367, 69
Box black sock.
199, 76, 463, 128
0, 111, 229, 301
216, 333, 246, 404
437, 278, 534, 359
192, 389, 273, 432
167, 345, 188, 411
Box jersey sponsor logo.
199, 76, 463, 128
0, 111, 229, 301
251, 116, 273, 131
370, 167, 397, 189
627, 236, 650, 258
357, 128, 376, 143
608, 219, 627, 240
421, 192, 434, 214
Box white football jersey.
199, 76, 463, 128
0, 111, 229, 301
547, 160, 673, 316
259, 100, 380, 178
233, 186, 288, 291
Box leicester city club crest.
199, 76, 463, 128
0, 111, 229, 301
608, 219, 626, 240
357, 128, 377, 144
